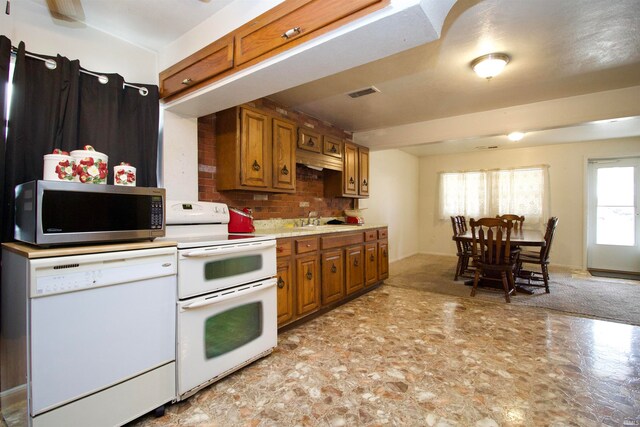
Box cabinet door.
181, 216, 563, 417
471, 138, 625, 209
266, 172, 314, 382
358, 147, 369, 196
365, 243, 378, 286
298, 128, 321, 153
378, 240, 389, 280
345, 245, 364, 295
296, 254, 320, 316
276, 258, 294, 326
321, 249, 344, 305
323, 136, 343, 159
240, 108, 270, 188
343, 143, 358, 195
272, 118, 296, 191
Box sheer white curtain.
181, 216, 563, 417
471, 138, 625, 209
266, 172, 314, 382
439, 165, 550, 228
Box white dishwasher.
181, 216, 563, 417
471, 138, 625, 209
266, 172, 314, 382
1, 245, 177, 427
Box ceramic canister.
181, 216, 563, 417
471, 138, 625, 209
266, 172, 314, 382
114, 164, 136, 186
43, 153, 76, 181
71, 148, 109, 184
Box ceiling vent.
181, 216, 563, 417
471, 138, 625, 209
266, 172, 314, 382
347, 86, 380, 99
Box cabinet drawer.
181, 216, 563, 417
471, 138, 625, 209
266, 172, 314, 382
321, 232, 363, 250
378, 228, 388, 239
322, 136, 342, 159
296, 237, 319, 254
234, 0, 384, 66
276, 239, 292, 258
159, 34, 234, 98
297, 128, 321, 153
364, 230, 377, 242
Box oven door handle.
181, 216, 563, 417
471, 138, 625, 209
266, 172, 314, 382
181, 279, 276, 310
182, 240, 276, 258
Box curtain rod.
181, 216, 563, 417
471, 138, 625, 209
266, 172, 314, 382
10, 46, 149, 96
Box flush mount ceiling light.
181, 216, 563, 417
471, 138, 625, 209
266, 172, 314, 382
507, 131, 525, 141
470, 53, 510, 79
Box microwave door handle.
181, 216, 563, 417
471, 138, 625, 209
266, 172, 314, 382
181, 279, 276, 310
182, 240, 276, 258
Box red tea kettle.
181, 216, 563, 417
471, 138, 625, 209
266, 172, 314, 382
228, 207, 255, 233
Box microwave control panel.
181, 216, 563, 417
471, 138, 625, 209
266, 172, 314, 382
151, 197, 164, 229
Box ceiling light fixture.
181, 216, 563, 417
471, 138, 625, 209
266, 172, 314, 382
507, 131, 525, 141
470, 53, 510, 79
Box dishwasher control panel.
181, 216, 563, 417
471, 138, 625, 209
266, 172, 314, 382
30, 247, 177, 297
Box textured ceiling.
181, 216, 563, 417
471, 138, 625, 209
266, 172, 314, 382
269, 0, 640, 132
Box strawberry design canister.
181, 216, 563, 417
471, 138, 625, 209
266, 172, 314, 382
114, 162, 136, 186
43, 149, 76, 181
70, 145, 108, 184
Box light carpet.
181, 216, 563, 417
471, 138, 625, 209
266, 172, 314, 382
387, 253, 640, 326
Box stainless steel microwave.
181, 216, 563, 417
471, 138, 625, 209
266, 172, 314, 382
14, 180, 165, 246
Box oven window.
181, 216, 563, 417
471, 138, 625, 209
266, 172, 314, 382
204, 302, 263, 359
204, 255, 263, 280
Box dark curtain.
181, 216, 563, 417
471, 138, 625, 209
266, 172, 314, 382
0, 36, 11, 244
1, 42, 159, 242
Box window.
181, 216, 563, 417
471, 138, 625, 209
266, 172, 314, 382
439, 165, 549, 228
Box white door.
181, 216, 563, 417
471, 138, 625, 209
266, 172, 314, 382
587, 157, 640, 273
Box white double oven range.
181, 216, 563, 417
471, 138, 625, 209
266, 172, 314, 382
161, 201, 278, 401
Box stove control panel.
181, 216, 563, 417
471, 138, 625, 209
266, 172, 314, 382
165, 200, 230, 225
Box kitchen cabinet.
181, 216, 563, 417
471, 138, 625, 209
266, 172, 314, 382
159, 34, 234, 99
365, 243, 378, 286
298, 128, 321, 153
345, 245, 365, 295
323, 135, 343, 159
216, 105, 296, 193
160, 0, 388, 101
277, 227, 387, 329
321, 249, 344, 305
379, 239, 389, 280
324, 142, 370, 198
234, 0, 385, 66
296, 254, 320, 316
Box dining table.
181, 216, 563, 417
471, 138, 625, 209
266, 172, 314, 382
453, 229, 546, 294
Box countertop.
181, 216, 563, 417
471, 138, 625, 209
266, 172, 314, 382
2, 240, 178, 259
254, 223, 387, 239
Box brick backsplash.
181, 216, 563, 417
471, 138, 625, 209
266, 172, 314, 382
197, 99, 354, 220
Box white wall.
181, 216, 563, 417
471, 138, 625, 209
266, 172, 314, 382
1, 1, 157, 84
417, 138, 640, 268
360, 149, 420, 262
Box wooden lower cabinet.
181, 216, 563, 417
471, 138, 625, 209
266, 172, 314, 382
277, 228, 388, 328
345, 245, 365, 295
276, 258, 294, 326
365, 243, 378, 286
296, 254, 320, 316
378, 240, 389, 280
321, 249, 344, 305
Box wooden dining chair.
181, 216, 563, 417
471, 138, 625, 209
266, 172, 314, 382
469, 218, 517, 302
451, 216, 473, 280
516, 217, 559, 293
497, 214, 525, 232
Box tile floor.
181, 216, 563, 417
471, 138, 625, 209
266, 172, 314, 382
129, 284, 640, 427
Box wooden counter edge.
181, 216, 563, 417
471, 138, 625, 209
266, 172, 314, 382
2, 240, 178, 259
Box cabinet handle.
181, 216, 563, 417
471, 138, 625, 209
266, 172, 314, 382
281, 26, 301, 39
277, 277, 285, 289
331, 264, 337, 273
354, 258, 359, 267
349, 177, 355, 185
252, 160, 261, 171
281, 165, 289, 176
330, 145, 337, 153
181, 78, 192, 85
383, 250, 388, 257
362, 179, 368, 186
307, 138, 315, 147
306, 270, 313, 280
370, 254, 375, 261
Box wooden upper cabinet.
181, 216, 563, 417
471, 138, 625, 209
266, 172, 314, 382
234, 0, 384, 66
358, 147, 369, 196
272, 118, 296, 191
323, 136, 343, 159
159, 34, 234, 99
240, 108, 270, 188
343, 143, 359, 196
298, 128, 321, 153
215, 106, 295, 193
